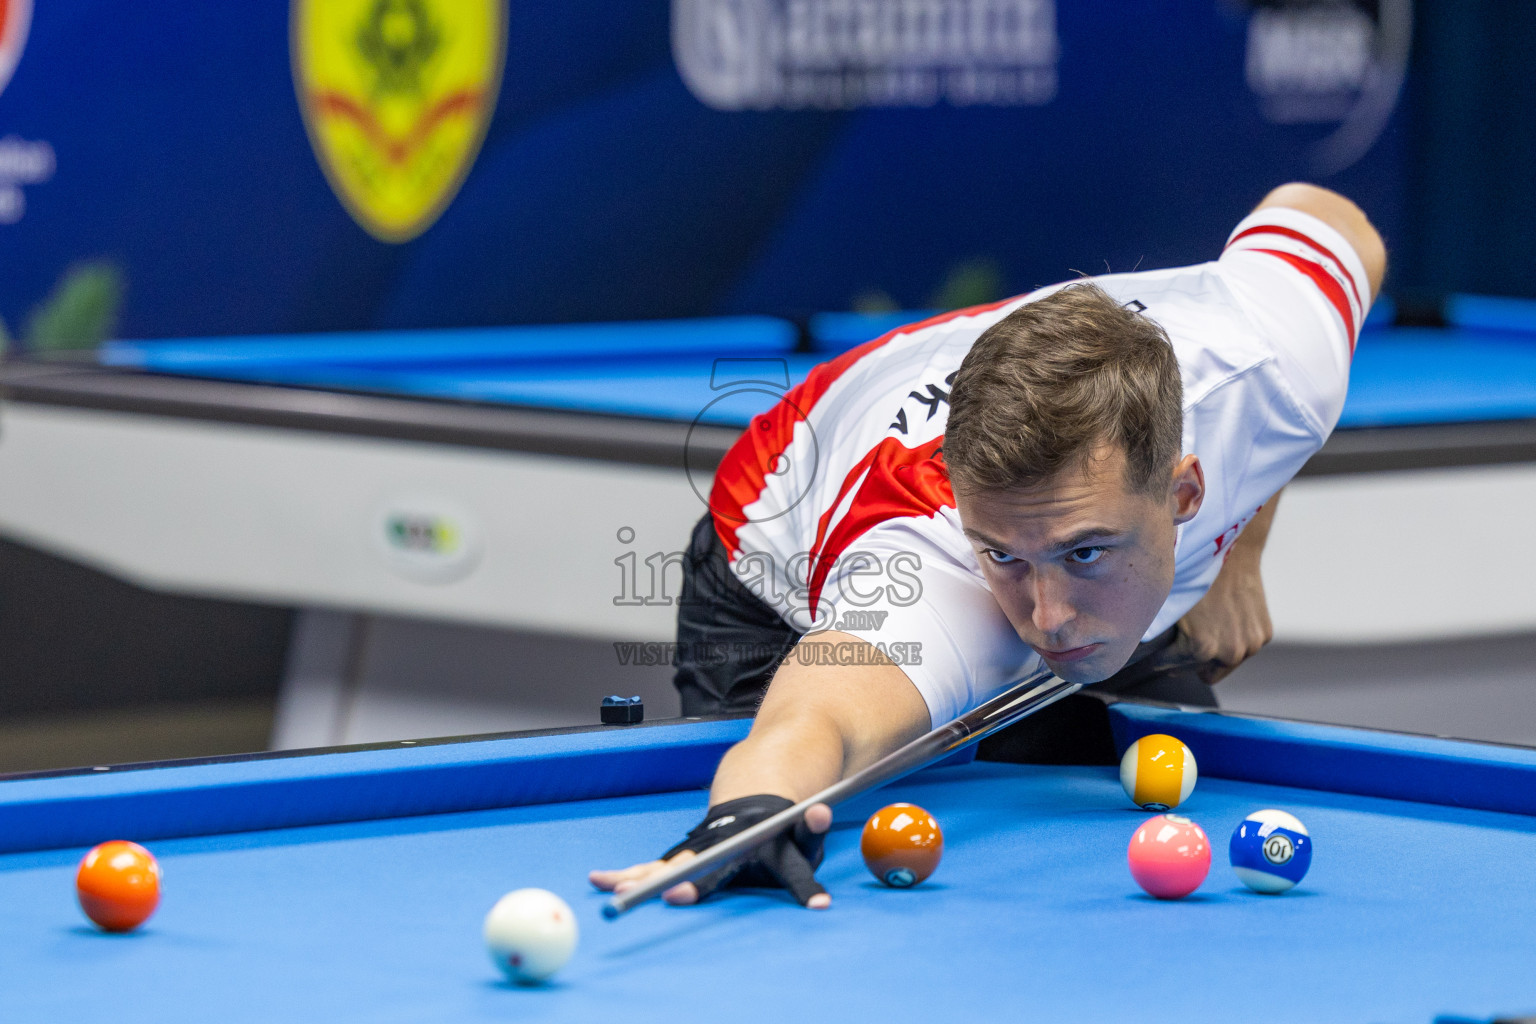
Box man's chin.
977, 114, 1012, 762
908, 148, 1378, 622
1043, 660, 1109, 685
1036, 645, 1134, 684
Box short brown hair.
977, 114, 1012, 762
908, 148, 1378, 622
944, 282, 1183, 496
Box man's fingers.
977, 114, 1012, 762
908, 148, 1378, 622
1229, 628, 1272, 664
662, 881, 701, 905
767, 842, 830, 909
590, 851, 696, 892
1199, 628, 1274, 684
589, 861, 663, 891
803, 802, 832, 834
1206, 632, 1265, 667
687, 863, 741, 904
1188, 632, 1221, 662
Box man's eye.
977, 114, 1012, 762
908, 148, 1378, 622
984, 548, 1019, 565
1068, 546, 1107, 565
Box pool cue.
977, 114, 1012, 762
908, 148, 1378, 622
602, 667, 1079, 919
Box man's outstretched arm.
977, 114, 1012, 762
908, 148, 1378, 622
706, 632, 931, 804
588, 631, 930, 909
1181, 183, 1388, 681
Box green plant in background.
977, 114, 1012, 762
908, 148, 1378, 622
851, 288, 901, 314
930, 257, 1003, 311
850, 256, 1007, 315
11, 260, 127, 355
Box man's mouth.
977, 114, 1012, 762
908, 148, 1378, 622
1031, 643, 1102, 663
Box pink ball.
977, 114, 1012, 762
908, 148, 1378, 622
1128, 814, 1211, 899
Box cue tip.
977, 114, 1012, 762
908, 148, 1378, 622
601, 901, 621, 920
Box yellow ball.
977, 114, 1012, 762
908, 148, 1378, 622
1119, 733, 1197, 811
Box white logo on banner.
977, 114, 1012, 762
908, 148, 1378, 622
672, 0, 1058, 110
1244, 0, 1413, 174
0, 136, 53, 225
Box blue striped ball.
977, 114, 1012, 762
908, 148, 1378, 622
1229, 809, 1311, 893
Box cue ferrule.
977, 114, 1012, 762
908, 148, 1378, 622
603, 668, 1079, 918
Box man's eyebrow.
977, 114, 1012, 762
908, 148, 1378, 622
961, 526, 1012, 550
962, 526, 1124, 554
1046, 528, 1123, 554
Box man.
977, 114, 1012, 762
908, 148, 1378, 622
592, 183, 1386, 910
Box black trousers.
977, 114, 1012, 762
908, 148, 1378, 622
671, 514, 1218, 763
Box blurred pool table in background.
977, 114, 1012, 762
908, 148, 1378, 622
0, 294, 1533, 745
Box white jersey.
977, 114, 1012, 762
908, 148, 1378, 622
710, 207, 1369, 725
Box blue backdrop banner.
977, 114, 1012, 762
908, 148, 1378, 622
0, 0, 1408, 340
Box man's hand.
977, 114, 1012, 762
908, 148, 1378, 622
589, 800, 834, 909
1178, 549, 1272, 683
590, 630, 928, 911
1177, 494, 1281, 683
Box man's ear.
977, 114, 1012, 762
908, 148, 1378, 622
1169, 455, 1204, 525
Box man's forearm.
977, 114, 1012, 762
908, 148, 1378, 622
1228, 491, 1281, 567
708, 707, 847, 805
706, 631, 933, 806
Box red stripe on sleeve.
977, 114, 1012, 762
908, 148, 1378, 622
1252, 248, 1358, 355
710, 296, 1018, 556
1226, 223, 1363, 313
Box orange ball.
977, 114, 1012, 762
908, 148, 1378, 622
76, 840, 161, 932
860, 802, 943, 888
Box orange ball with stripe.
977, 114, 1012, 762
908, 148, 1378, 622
1119, 733, 1198, 811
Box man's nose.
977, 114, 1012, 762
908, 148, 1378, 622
1030, 570, 1076, 637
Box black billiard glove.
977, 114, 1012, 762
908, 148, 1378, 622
662, 795, 827, 907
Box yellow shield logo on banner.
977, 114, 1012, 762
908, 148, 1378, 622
292, 0, 505, 243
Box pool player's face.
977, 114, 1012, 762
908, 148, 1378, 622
956, 445, 1204, 684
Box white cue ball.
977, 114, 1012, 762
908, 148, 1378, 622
483, 888, 579, 984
